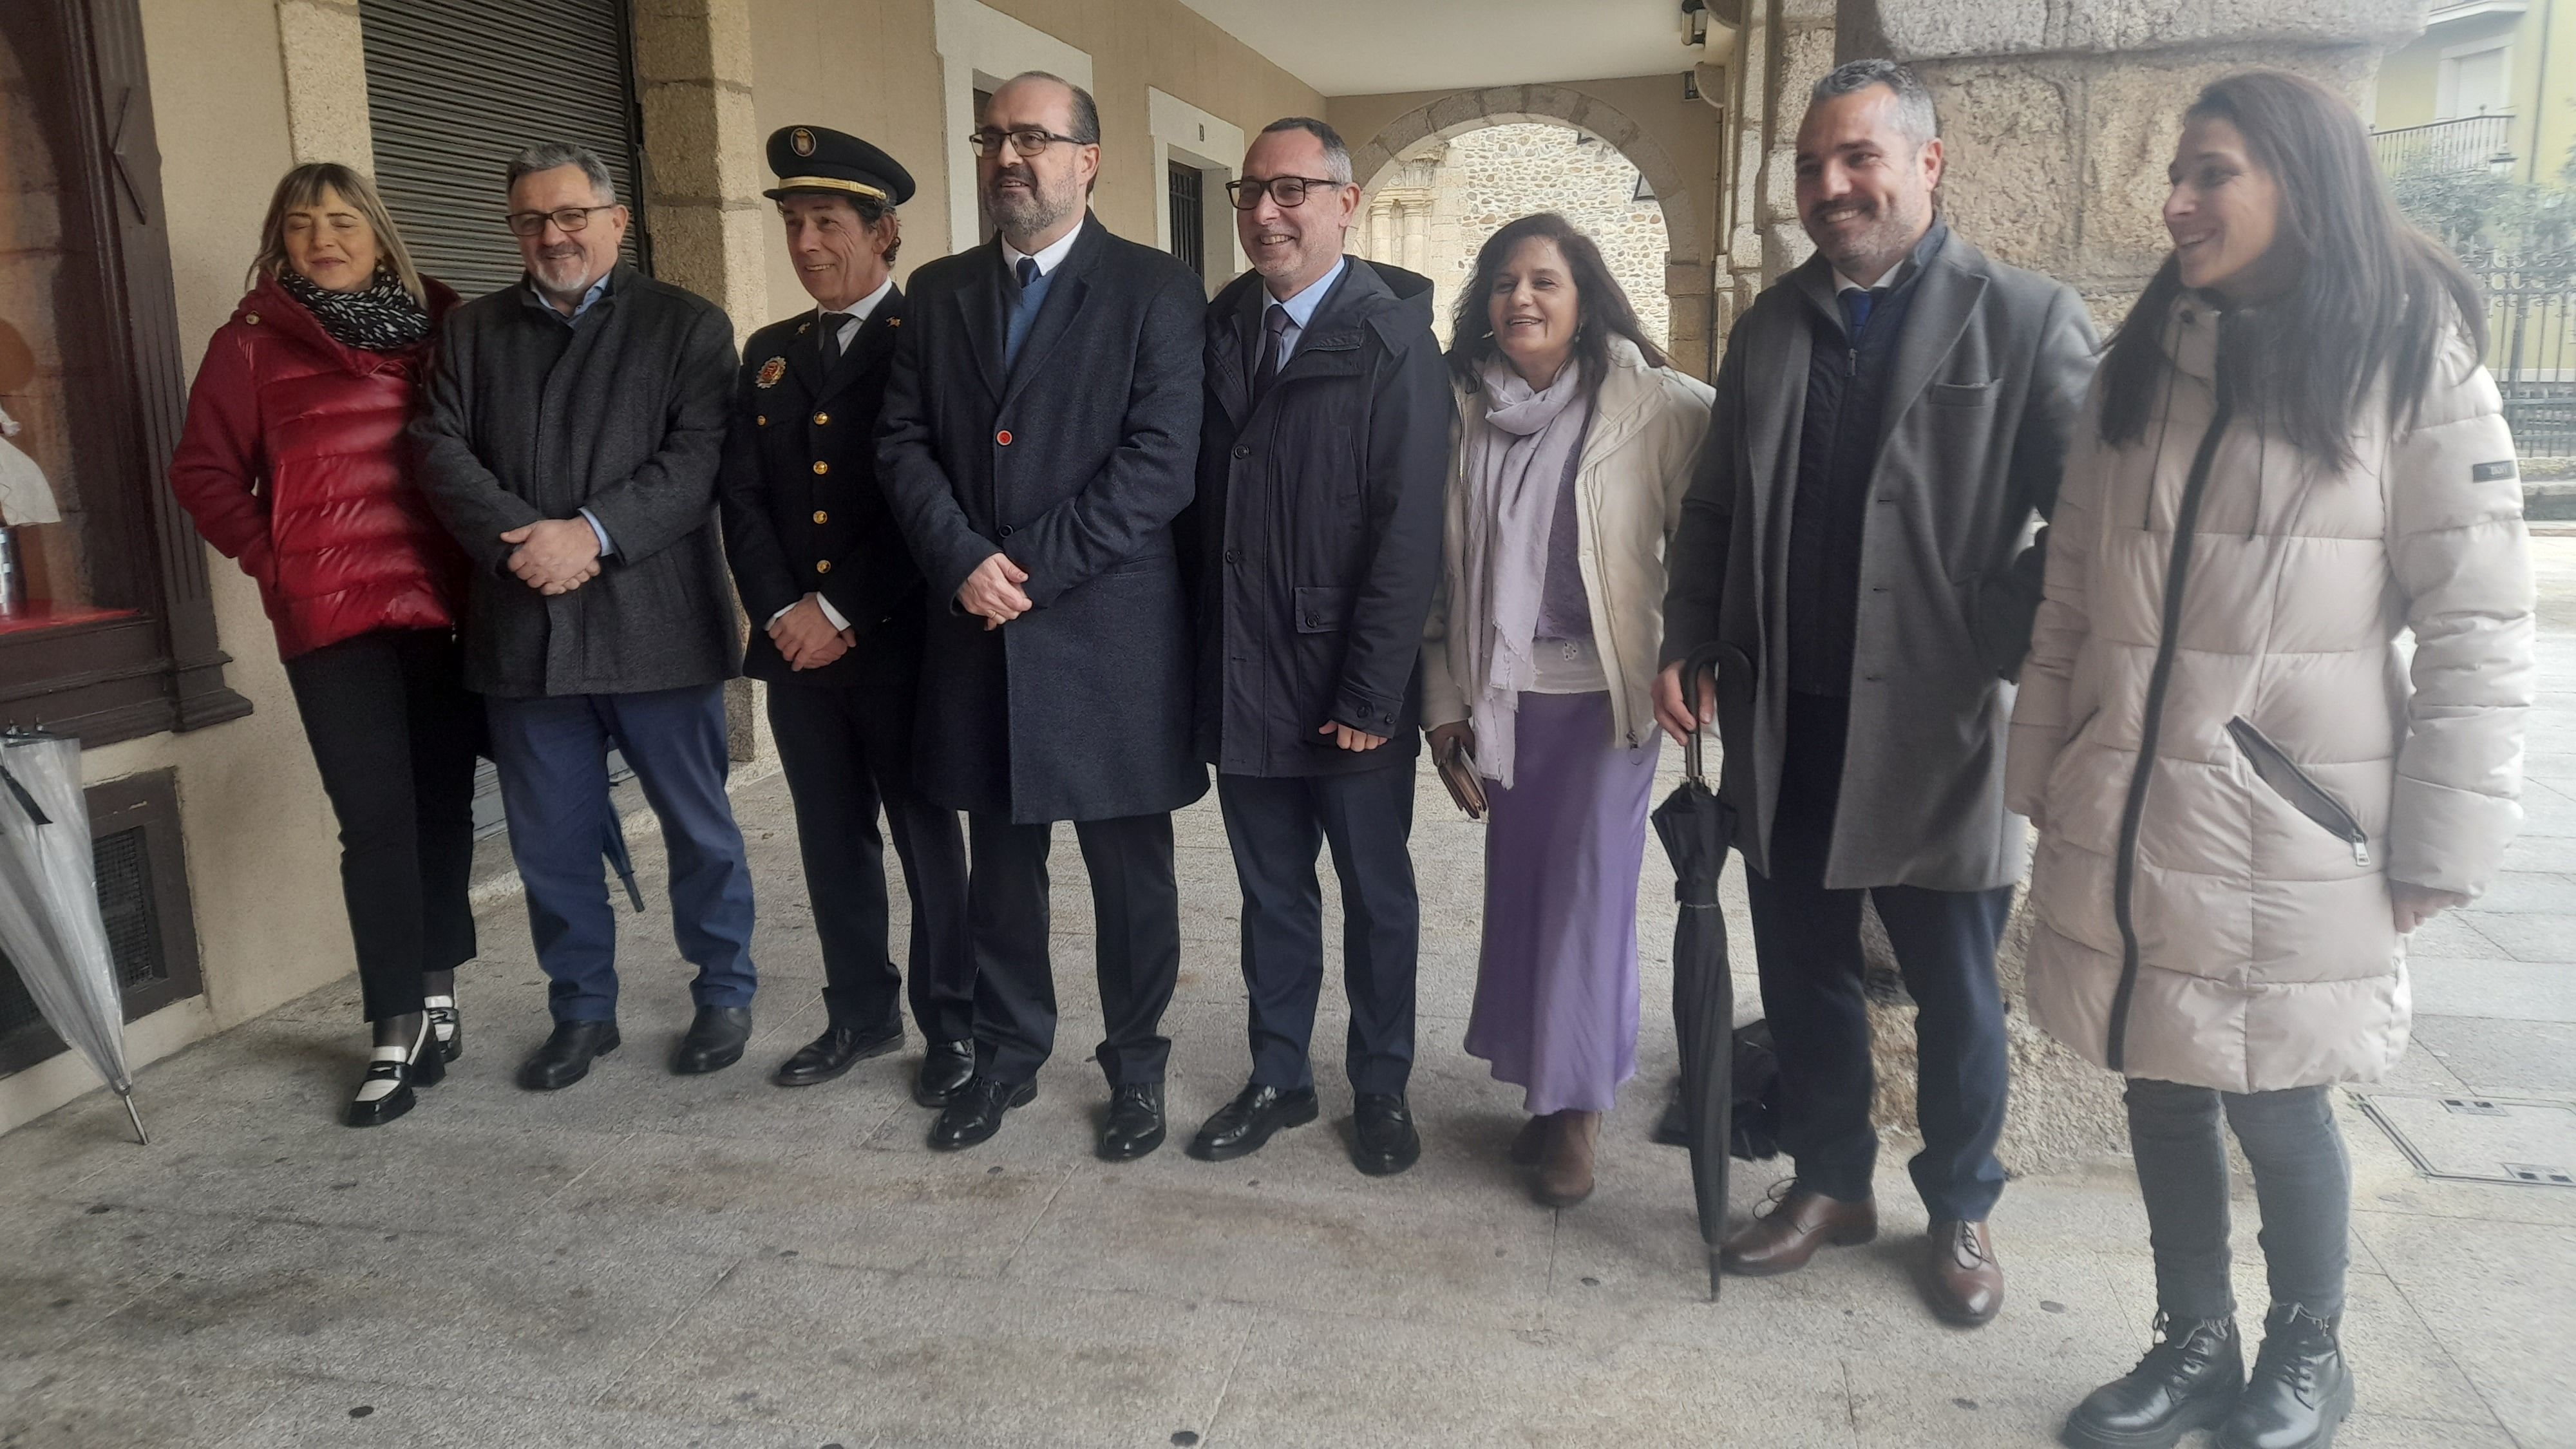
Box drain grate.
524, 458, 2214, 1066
2358, 1093, 2576, 1188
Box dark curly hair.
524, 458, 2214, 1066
1446, 213, 1669, 398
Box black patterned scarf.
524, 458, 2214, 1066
277, 267, 431, 352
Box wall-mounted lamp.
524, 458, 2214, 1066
1681, 0, 1709, 47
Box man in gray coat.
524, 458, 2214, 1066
415, 143, 756, 1094
1654, 61, 2097, 1326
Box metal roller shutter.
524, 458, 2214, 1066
358, 0, 649, 300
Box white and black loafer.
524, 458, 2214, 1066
424, 994, 462, 1063
346, 1018, 442, 1128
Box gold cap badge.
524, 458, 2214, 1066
790, 128, 816, 157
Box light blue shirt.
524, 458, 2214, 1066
1259, 256, 1347, 367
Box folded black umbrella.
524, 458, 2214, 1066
1649, 659, 1738, 1300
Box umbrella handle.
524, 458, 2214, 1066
1681, 643, 1727, 790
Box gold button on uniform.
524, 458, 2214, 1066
811, 460, 829, 475
757, 414, 768, 426
811, 510, 828, 524
815, 560, 833, 574
813, 412, 829, 426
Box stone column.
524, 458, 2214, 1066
1755, 0, 1842, 283
1837, 0, 2426, 324
274, 0, 373, 169
631, 0, 773, 768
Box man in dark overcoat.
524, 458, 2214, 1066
1656, 62, 2098, 1326
719, 126, 976, 1107
413, 142, 757, 1092
1184, 118, 1447, 1177
876, 71, 1206, 1158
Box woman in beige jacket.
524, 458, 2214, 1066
1421, 213, 1712, 1208
2008, 73, 2531, 1449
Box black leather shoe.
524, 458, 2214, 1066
2062, 1314, 2243, 1449
1098, 1082, 1166, 1160
1351, 1092, 1421, 1176
518, 1019, 620, 1092
672, 1005, 752, 1075
929, 1075, 1034, 1150
914, 1038, 977, 1108
1188, 1081, 1319, 1162
773, 1018, 901, 1087
2218, 1305, 2352, 1449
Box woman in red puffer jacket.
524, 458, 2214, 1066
169, 162, 480, 1130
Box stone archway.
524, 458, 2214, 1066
1352, 86, 1712, 377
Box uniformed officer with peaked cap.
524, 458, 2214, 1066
717, 125, 978, 1105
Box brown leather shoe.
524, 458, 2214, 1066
1923, 1218, 2003, 1326
1533, 1110, 1600, 1208
1508, 1115, 1548, 1167
1718, 1184, 1877, 1276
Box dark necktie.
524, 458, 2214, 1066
818, 311, 852, 368
1839, 287, 1879, 345
1005, 256, 1045, 369
1252, 304, 1293, 402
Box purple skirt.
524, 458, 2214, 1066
1463, 690, 1662, 1115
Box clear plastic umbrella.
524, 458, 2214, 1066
0, 729, 146, 1144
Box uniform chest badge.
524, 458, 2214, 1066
755, 356, 787, 389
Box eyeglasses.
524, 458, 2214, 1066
969, 127, 1088, 158
1226, 176, 1347, 211
506, 204, 619, 237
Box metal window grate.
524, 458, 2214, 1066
0, 823, 164, 1037
357, 0, 650, 299
1168, 162, 1204, 282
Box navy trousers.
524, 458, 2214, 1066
767, 682, 974, 1044
1215, 764, 1420, 1097
966, 811, 1181, 1088
1743, 690, 2013, 1222
486, 684, 757, 1023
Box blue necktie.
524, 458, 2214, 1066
1005, 256, 1048, 370
1839, 287, 1877, 345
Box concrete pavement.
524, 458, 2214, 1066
5, 545, 2576, 1447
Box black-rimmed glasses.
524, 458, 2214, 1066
505, 204, 618, 237
1226, 176, 1347, 210
969, 127, 1088, 158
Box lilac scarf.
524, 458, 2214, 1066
1456, 357, 1589, 788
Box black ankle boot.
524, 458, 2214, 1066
2061, 1314, 2242, 1448
2219, 1305, 2353, 1449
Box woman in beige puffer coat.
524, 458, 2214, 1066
2008, 72, 2531, 1449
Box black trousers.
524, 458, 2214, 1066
2126, 1078, 2351, 1320
1215, 766, 1419, 1095
282, 629, 482, 1023
1743, 690, 2014, 1222
966, 811, 1180, 1087
767, 683, 973, 1043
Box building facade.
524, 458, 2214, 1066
2376, 0, 2574, 186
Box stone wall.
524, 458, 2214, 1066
1358, 123, 1672, 352
1839, 0, 2425, 327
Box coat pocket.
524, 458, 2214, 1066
1926, 379, 1998, 407
1294, 584, 1357, 633
2226, 716, 2372, 866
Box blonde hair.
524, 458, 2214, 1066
247, 163, 426, 305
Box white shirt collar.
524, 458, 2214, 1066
821, 276, 894, 344
1002, 216, 1085, 279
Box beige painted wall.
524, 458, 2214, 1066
0, 0, 354, 1134
744, 0, 1323, 328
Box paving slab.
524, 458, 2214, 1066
2353, 1211, 2576, 1447
0, 1349, 299, 1449
2409, 1016, 2576, 1096
206, 1377, 850, 1449
2405, 958, 2576, 1023
598, 1255, 1260, 1447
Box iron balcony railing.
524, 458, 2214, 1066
2372, 113, 2517, 177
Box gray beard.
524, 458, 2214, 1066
989, 183, 1077, 246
